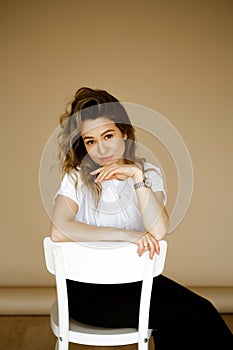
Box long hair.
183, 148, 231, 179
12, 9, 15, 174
58, 87, 144, 205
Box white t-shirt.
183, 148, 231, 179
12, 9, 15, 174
55, 162, 166, 233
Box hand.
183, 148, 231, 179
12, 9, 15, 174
90, 163, 143, 182
135, 232, 160, 259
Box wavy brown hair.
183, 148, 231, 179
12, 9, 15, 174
58, 87, 144, 205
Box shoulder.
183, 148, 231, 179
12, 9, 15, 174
62, 168, 82, 186
54, 168, 82, 205
143, 162, 163, 177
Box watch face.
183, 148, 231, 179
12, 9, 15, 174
144, 177, 152, 188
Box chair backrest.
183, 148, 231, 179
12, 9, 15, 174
43, 237, 167, 339
43, 238, 167, 285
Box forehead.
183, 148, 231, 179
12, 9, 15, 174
81, 117, 118, 136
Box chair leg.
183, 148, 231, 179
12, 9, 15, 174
55, 337, 69, 350
138, 339, 149, 350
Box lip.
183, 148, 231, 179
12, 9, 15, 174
99, 156, 113, 163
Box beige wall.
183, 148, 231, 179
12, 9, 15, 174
1, 0, 233, 288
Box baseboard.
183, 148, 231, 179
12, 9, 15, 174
0, 288, 56, 315
189, 287, 233, 313
0, 286, 232, 315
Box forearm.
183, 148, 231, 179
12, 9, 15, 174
135, 187, 168, 240
133, 171, 169, 240
50, 219, 143, 243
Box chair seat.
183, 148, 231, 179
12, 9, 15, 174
51, 300, 153, 346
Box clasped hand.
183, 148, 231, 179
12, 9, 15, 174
90, 163, 142, 182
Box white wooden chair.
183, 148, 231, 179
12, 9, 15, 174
43, 237, 167, 350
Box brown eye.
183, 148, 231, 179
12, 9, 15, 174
104, 134, 113, 140
86, 140, 95, 145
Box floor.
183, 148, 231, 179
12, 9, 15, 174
0, 315, 149, 350
0, 314, 232, 350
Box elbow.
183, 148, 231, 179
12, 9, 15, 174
50, 224, 60, 242
50, 222, 68, 242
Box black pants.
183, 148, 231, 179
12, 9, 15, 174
67, 275, 233, 350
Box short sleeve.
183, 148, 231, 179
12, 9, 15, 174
54, 173, 80, 205
144, 163, 167, 205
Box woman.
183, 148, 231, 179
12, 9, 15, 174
50, 87, 232, 349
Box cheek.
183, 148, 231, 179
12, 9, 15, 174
87, 146, 97, 157
115, 139, 125, 155
84, 145, 91, 155
84, 144, 97, 159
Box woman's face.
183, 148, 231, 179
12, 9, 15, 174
81, 117, 126, 166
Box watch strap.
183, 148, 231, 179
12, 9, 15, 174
134, 177, 152, 190
134, 181, 146, 190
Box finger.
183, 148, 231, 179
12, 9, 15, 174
146, 235, 156, 259
98, 167, 118, 181
95, 171, 114, 182
145, 233, 160, 255
150, 236, 160, 255
95, 165, 118, 182
138, 234, 152, 259
136, 239, 144, 257
151, 237, 160, 255
90, 167, 104, 175
143, 235, 149, 249
93, 168, 109, 182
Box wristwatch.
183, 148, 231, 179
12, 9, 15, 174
134, 177, 152, 190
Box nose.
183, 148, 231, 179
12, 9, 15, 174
97, 141, 108, 155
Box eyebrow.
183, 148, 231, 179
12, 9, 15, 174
83, 129, 115, 140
